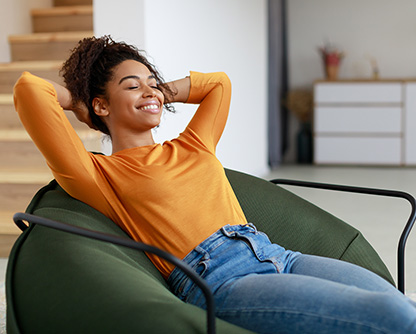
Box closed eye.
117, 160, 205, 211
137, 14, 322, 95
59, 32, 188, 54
127, 85, 161, 91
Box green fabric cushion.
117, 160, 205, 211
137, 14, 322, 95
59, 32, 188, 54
6, 168, 394, 334
7, 180, 253, 334
225, 169, 394, 285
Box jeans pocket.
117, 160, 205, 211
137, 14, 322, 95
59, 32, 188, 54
185, 258, 210, 302
177, 257, 210, 302
235, 229, 287, 273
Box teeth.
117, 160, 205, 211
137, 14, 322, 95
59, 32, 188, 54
140, 105, 159, 111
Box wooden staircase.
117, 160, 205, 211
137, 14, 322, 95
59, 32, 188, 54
0, 0, 97, 256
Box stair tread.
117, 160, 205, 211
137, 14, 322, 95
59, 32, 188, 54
0, 130, 30, 141
55, 0, 93, 7
0, 60, 63, 71
0, 128, 101, 141
0, 168, 52, 184
8, 31, 93, 43
32, 5, 93, 16
0, 212, 21, 235
0, 94, 13, 104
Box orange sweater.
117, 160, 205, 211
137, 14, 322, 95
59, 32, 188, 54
14, 71, 247, 278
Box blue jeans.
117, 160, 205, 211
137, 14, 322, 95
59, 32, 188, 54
168, 224, 416, 334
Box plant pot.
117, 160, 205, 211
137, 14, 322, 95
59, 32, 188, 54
325, 64, 339, 81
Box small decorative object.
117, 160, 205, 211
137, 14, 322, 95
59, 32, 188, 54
319, 43, 344, 80
369, 57, 379, 80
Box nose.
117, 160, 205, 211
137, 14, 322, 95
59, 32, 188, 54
143, 84, 157, 98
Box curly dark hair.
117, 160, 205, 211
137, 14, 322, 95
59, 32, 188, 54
60, 35, 175, 135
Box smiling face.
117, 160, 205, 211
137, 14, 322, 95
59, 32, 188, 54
93, 59, 165, 142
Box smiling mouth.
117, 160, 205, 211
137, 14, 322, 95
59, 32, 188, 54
138, 104, 160, 113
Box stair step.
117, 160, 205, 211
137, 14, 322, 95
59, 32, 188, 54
0, 129, 99, 141
0, 61, 63, 93
0, 129, 102, 169
0, 211, 18, 234
0, 231, 19, 257
0, 93, 94, 130
0, 102, 21, 130
0, 129, 102, 142
0, 140, 49, 169
0, 180, 49, 219
0, 216, 20, 235
0, 168, 55, 254
0, 174, 51, 243
8, 31, 93, 44
32, 5, 93, 17
0, 60, 63, 71
0, 130, 31, 141
0, 94, 12, 104
54, 0, 92, 6
0, 168, 52, 184
9, 31, 93, 61
32, 6, 93, 33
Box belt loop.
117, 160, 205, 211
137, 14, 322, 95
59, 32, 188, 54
246, 222, 257, 232
220, 225, 234, 237
194, 245, 209, 259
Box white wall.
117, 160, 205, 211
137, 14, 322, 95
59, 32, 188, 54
0, 0, 52, 62
288, 0, 416, 87
93, 0, 145, 48
284, 0, 416, 162
94, 0, 269, 176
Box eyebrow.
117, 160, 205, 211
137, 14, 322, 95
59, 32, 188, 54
118, 75, 156, 85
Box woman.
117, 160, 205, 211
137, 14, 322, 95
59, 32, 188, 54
14, 35, 416, 333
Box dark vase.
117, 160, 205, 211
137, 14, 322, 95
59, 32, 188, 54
297, 122, 313, 164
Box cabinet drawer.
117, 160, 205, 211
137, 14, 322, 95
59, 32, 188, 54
314, 107, 402, 134
315, 83, 402, 104
314, 136, 402, 165
405, 83, 416, 164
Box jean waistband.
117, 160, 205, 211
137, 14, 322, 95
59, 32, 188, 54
196, 223, 257, 254
167, 223, 257, 293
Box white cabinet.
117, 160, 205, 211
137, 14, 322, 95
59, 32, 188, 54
405, 83, 416, 165
315, 83, 402, 104
313, 81, 416, 165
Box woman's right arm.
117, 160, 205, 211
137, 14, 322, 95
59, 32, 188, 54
13, 72, 96, 185
44, 78, 96, 130
44, 78, 72, 110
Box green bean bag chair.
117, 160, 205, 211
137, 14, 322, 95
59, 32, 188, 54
6, 169, 394, 334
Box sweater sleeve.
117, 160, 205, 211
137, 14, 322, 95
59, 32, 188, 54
185, 71, 231, 152
13, 72, 98, 190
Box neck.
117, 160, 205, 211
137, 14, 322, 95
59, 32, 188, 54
111, 131, 155, 154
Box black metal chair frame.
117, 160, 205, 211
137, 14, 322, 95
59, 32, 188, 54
270, 178, 416, 294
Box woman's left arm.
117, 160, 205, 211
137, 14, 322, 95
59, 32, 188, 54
183, 72, 232, 151
163, 77, 191, 104
162, 72, 231, 152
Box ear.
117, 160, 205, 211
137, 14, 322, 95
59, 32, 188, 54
92, 97, 109, 117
